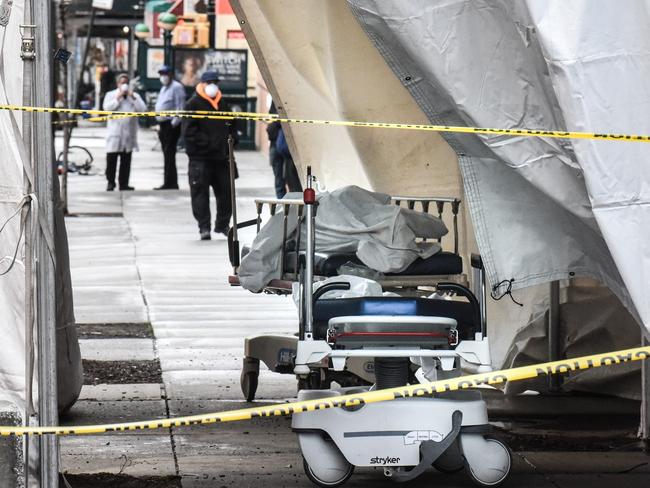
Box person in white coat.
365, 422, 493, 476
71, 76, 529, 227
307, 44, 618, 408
102, 73, 147, 191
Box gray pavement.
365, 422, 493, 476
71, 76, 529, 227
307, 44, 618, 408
57, 124, 650, 487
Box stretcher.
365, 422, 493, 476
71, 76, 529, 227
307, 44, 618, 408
226, 140, 477, 398
226, 160, 510, 485
228, 202, 471, 393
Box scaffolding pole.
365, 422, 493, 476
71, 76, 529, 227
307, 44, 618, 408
21, 1, 35, 485
32, 0, 59, 486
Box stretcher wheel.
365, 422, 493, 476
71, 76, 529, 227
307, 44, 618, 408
303, 457, 354, 488
433, 439, 465, 473
240, 357, 260, 402
298, 371, 329, 391
464, 437, 511, 487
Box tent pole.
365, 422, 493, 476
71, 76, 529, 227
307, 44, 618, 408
548, 280, 561, 392
21, 1, 35, 485
32, 0, 59, 486
641, 335, 650, 441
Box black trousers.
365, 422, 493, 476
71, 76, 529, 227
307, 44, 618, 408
284, 156, 303, 193
158, 121, 181, 188
269, 144, 286, 198
106, 151, 132, 189
188, 158, 232, 232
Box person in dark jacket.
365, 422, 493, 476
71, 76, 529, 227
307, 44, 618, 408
182, 71, 236, 240
266, 102, 302, 198
275, 126, 303, 195
266, 103, 285, 198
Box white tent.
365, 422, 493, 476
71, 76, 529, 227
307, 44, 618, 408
0, 0, 31, 420
346, 0, 650, 331
231, 0, 649, 403
0, 0, 82, 482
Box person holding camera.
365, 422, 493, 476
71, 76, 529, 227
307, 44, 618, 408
102, 73, 146, 191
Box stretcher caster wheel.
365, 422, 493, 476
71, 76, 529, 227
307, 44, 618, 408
303, 457, 354, 487
240, 357, 260, 402
297, 371, 327, 390
433, 439, 465, 474
463, 437, 511, 487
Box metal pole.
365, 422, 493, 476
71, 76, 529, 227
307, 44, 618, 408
127, 27, 135, 80
303, 167, 315, 339
61, 124, 70, 213
21, 4, 35, 486
470, 257, 487, 338
73, 7, 95, 110
164, 29, 171, 67
59, 0, 69, 214
227, 135, 239, 273
32, 0, 59, 485
640, 333, 650, 441
59, 6, 95, 215
548, 280, 562, 392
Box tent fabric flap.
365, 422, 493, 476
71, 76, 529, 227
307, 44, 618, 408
347, 0, 647, 332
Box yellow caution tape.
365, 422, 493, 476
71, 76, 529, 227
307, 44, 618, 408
4, 103, 650, 143
51, 107, 274, 126
1, 345, 648, 436
54, 114, 133, 125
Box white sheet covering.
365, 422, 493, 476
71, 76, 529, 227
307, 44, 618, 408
238, 186, 447, 292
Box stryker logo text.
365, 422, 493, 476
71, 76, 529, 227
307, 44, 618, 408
370, 456, 401, 465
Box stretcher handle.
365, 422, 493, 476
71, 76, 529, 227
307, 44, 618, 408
227, 219, 259, 269
436, 282, 481, 335
312, 282, 351, 303
227, 135, 239, 274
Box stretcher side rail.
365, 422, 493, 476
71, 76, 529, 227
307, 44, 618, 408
227, 273, 469, 296
391, 196, 461, 254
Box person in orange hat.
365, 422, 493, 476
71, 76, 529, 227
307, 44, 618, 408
182, 71, 236, 240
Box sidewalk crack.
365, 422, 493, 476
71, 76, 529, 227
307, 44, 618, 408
120, 192, 181, 477
516, 452, 561, 488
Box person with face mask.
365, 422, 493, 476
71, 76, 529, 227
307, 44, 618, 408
102, 74, 147, 191
182, 71, 236, 240
154, 65, 186, 190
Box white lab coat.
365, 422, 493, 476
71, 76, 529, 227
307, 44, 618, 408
102, 89, 147, 153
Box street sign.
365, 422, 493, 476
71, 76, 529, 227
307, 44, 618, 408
92, 0, 114, 10
146, 48, 165, 79
227, 30, 245, 40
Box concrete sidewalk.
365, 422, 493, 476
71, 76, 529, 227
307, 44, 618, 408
60, 124, 299, 486
57, 124, 650, 487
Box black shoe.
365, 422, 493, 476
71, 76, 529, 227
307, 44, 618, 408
214, 226, 230, 237
107, 183, 115, 192
200, 230, 211, 240
154, 185, 179, 190
119, 186, 135, 191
